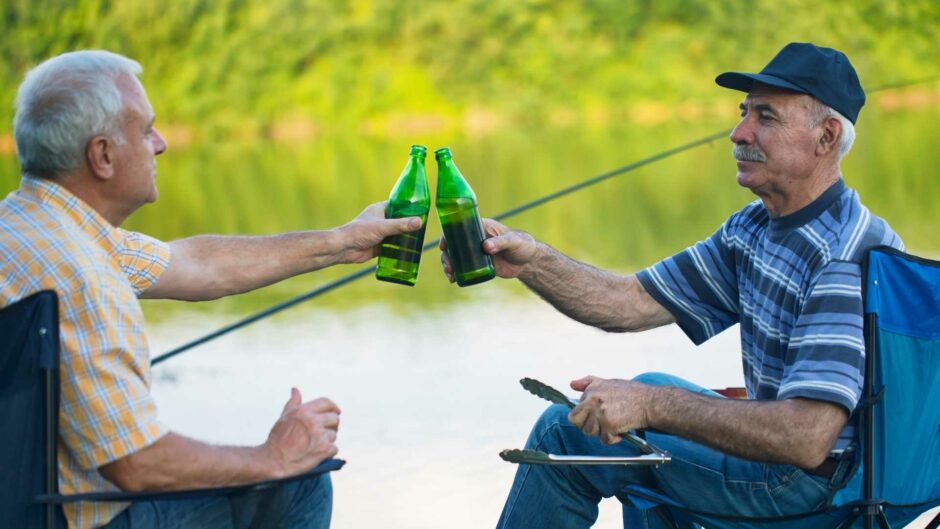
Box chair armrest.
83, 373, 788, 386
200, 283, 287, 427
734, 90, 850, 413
36, 458, 344, 504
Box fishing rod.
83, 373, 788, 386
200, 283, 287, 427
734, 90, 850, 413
151, 75, 940, 366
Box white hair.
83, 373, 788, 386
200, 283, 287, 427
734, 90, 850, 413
809, 101, 856, 161
13, 50, 142, 179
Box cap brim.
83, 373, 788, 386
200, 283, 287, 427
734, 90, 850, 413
715, 72, 808, 95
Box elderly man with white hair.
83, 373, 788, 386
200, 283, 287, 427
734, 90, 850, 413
440, 43, 905, 528
0, 50, 424, 529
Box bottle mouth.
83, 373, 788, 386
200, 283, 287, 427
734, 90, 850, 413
434, 147, 452, 160
410, 145, 428, 156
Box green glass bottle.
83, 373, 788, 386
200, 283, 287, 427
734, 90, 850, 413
376, 145, 430, 286
434, 147, 496, 287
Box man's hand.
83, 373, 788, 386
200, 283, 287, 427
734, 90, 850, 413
439, 218, 539, 281
263, 388, 341, 478
333, 201, 423, 264
568, 376, 654, 445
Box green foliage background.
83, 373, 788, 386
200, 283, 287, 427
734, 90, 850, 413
2, 0, 938, 141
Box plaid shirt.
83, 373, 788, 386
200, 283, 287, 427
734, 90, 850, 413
0, 176, 169, 529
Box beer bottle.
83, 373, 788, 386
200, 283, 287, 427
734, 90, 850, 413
434, 147, 496, 287
376, 145, 430, 286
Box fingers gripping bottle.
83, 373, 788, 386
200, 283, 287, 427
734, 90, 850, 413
376, 145, 430, 286
434, 147, 496, 287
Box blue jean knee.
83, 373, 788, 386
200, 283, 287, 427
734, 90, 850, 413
525, 404, 574, 449
279, 472, 333, 529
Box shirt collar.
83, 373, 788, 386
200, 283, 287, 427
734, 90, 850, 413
18, 176, 125, 256
767, 178, 845, 239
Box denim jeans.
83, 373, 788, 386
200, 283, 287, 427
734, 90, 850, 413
102, 473, 332, 529
496, 373, 847, 529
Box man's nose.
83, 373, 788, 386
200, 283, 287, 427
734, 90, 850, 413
153, 129, 168, 155
729, 117, 753, 145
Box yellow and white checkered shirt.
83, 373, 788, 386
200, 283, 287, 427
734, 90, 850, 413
0, 176, 170, 529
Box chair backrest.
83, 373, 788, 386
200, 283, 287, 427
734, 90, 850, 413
0, 291, 62, 529
863, 247, 940, 511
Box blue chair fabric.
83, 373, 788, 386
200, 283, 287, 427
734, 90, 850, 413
619, 247, 940, 529
0, 290, 344, 529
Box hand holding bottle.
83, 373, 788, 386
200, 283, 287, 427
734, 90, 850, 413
333, 201, 423, 264
440, 218, 540, 281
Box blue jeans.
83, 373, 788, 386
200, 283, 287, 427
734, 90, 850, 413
103, 473, 332, 529
496, 373, 850, 529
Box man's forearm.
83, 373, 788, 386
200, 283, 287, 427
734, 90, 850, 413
159, 231, 342, 301
648, 387, 847, 468
99, 432, 282, 492
517, 242, 674, 332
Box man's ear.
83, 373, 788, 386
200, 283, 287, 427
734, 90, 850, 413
86, 135, 115, 181
816, 116, 842, 157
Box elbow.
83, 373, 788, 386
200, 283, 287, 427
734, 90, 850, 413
114, 475, 147, 493
791, 428, 840, 470
99, 462, 148, 492
783, 399, 847, 470
99, 450, 172, 492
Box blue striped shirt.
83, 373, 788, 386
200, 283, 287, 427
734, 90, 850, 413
637, 179, 903, 450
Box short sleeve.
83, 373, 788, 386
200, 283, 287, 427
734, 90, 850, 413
777, 260, 865, 412
118, 230, 170, 296
637, 222, 740, 345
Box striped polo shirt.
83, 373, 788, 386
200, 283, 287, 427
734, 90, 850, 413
637, 179, 903, 451
0, 176, 169, 529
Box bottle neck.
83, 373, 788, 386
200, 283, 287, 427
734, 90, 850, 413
436, 157, 475, 199
389, 154, 429, 205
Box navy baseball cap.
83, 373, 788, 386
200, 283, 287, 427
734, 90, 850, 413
715, 42, 865, 124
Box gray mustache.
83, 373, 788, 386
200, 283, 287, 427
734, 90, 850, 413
733, 144, 766, 162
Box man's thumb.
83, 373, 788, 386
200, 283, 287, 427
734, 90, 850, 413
570, 376, 596, 392
400, 216, 422, 231
282, 387, 302, 414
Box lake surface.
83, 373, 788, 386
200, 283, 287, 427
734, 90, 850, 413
2, 94, 938, 528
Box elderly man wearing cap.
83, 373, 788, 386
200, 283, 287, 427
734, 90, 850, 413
441, 43, 904, 527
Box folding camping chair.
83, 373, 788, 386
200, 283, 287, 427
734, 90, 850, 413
501, 247, 940, 529
0, 290, 344, 529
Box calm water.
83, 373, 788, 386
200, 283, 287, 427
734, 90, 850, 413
2, 96, 938, 528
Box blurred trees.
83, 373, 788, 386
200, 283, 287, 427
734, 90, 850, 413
1, 0, 937, 141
